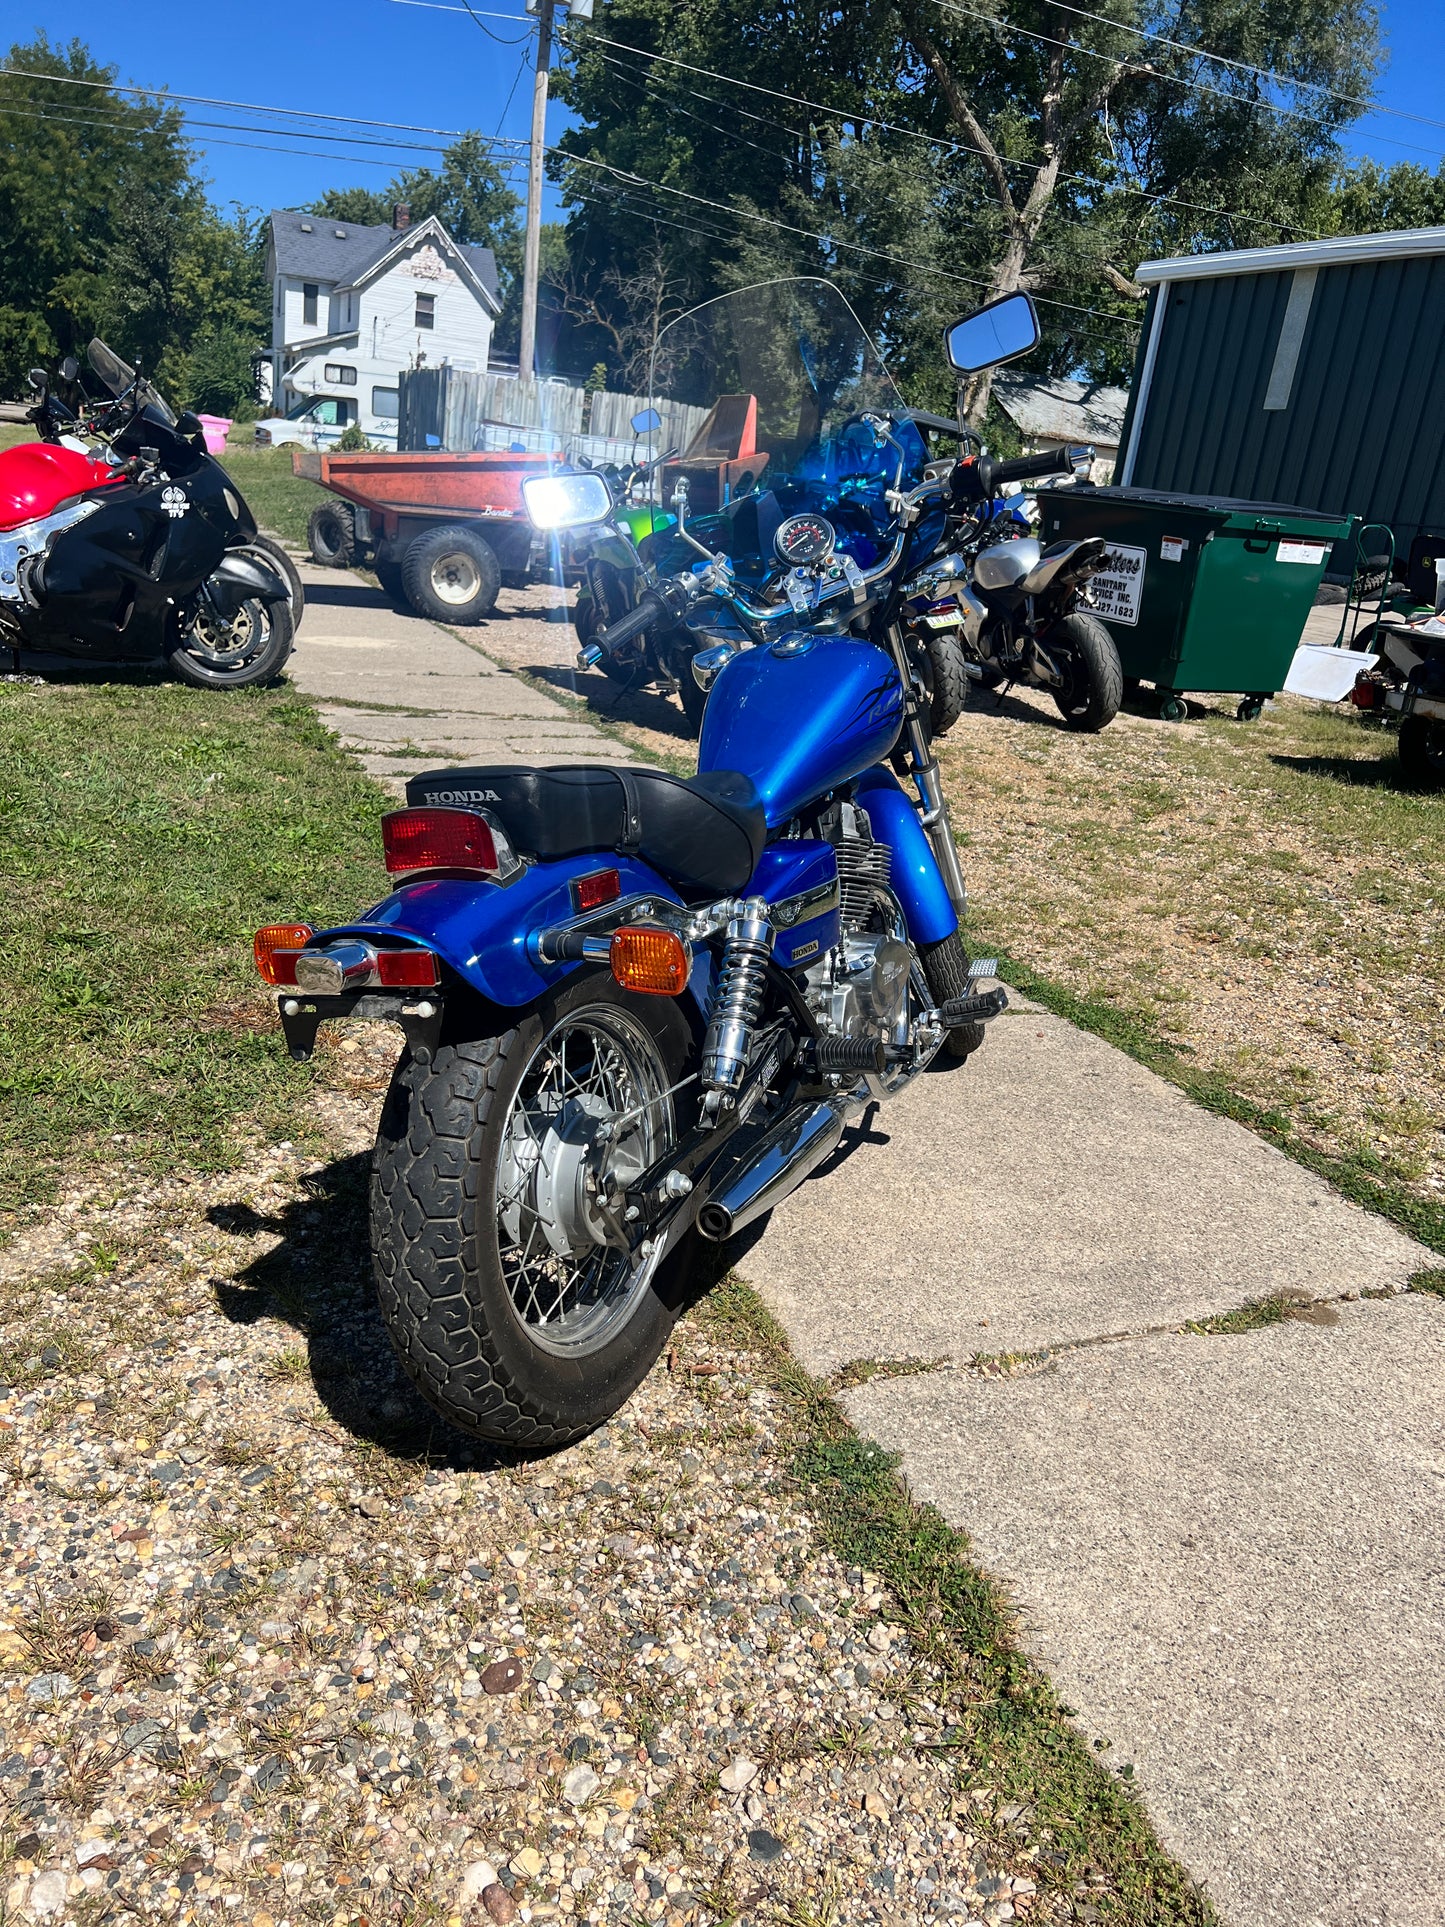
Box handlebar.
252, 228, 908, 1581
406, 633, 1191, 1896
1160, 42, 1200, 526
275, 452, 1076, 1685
594, 588, 671, 653
978, 446, 1076, 493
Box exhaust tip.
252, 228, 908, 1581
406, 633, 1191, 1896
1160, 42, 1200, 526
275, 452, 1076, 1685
696, 1202, 733, 1243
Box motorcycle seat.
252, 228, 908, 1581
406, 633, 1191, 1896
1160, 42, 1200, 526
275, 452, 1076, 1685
404, 763, 766, 898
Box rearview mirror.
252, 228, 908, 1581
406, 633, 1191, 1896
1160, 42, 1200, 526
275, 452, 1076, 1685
28, 368, 47, 392
522, 470, 614, 531
630, 407, 662, 434
945, 292, 1040, 373
59, 355, 79, 383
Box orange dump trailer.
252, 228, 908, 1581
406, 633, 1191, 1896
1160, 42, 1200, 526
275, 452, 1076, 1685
294, 447, 552, 622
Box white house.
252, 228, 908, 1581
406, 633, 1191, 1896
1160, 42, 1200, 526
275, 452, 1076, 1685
991, 373, 1129, 484
257, 205, 502, 446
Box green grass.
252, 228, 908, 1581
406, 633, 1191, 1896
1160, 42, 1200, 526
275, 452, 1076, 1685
699, 1276, 1217, 1927
0, 679, 388, 1209
217, 446, 332, 549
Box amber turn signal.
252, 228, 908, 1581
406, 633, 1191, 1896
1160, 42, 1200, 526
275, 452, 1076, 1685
254, 923, 314, 985
609, 925, 690, 996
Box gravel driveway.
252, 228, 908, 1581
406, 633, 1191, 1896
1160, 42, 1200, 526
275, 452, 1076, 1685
1, 1044, 1055, 1927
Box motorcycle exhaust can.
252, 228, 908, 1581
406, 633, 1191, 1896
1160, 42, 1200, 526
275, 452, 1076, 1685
696, 1098, 845, 1242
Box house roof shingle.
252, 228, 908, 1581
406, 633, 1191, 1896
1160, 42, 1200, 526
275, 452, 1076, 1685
268, 210, 499, 300
992, 374, 1129, 448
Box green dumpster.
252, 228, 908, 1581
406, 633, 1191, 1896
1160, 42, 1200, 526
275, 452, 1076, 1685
1037, 487, 1357, 720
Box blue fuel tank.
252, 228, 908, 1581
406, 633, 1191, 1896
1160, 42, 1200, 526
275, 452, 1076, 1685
697, 635, 904, 827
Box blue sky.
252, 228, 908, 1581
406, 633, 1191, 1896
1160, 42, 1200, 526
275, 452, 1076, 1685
9, 0, 1445, 223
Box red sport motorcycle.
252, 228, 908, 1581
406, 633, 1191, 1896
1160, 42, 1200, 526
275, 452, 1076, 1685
0, 341, 293, 687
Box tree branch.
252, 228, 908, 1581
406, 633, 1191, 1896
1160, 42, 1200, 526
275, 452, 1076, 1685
895, 0, 1020, 225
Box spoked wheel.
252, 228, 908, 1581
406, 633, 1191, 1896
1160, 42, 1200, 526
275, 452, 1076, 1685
371, 976, 698, 1446
166, 594, 293, 689
1044, 610, 1123, 731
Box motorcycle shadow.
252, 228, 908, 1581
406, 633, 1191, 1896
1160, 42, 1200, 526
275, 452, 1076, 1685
1268, 750, 1404, 790
207, 1154, 524, 1472
523, 662, 698, 744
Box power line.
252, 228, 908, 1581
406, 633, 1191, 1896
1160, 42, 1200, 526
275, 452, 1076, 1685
929, 0, 1445, 164
548, 143, 1140, 331
0, 63, 527, 147
1044, 0, 1445, 137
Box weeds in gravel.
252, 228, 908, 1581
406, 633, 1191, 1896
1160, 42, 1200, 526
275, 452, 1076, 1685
696, 1273, 1218, 1927
1409, 1266, 1445, 1296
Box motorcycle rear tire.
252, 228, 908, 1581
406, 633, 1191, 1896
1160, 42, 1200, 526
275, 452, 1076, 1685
370, 978, 699, 1447
917, 931, 986, 1063
166, 597, 294, 690
1047, 610, 1122, 733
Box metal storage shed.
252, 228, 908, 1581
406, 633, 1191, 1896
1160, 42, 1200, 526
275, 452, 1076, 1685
1114, 227, 1445, 563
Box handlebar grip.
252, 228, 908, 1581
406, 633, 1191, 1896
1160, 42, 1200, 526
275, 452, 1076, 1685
594, 589, 667, 654
981, 447, 1076, 491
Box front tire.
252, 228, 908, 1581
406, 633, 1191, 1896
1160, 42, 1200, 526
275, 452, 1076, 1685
1045, 610, 1122, 732
911, 627, 970, 736
917, 930, 986, 1063
232, 534, 304, 633
402, 525, 501, 624
370, 977, 698, 1447
166, 595, 293, 689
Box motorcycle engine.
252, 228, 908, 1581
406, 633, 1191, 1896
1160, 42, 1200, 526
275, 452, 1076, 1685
802, 803, 913, 1052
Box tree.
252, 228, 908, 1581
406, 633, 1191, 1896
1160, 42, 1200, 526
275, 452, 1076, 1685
0, 35, 187, 390
889, 0, 1379, 417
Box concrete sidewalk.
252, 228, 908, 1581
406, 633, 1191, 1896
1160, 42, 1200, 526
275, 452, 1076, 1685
287, 564, 1444, 1924
287, 564, 635, 788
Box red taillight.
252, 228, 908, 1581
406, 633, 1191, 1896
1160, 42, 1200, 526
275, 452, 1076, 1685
254, 923, 314, 985
375, 948, 440, 988
572, 867, 622, 914
382, 807, 499, 878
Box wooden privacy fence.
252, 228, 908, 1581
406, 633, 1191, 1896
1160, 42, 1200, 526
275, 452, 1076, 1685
399, 367, 708, 459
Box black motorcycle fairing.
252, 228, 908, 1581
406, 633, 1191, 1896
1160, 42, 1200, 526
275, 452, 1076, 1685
20, 468, 228, 657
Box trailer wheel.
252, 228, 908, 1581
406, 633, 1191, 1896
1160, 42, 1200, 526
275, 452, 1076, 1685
307, 502, 356, 568
1399, 715, 1445, 789
402, 525, 501, 624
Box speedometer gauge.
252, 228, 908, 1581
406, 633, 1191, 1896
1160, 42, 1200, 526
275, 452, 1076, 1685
774, 513, 836, 567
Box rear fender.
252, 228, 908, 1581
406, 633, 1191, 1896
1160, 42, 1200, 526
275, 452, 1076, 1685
1021, 536, 1108, 603
311, 852, 698, 1013
853, 765, 958, 947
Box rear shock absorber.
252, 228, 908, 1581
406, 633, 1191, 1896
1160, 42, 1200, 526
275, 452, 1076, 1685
701, 897, 772, 1117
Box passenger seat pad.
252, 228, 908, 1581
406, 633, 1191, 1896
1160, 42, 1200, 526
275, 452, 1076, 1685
404, 764, 766, 897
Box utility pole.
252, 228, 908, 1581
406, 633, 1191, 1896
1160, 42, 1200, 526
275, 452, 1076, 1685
518, 0, 554, 385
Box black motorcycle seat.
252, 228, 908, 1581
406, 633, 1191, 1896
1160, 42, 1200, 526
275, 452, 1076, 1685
403, 763, 766, 897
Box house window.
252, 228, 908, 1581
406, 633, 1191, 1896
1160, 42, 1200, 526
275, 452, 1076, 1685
415, 293, 435, 331
323, 363, 358, 386
303, 282, 319, 326
372, 387, 400, 420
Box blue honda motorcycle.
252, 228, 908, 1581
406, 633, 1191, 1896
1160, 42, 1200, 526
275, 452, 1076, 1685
255, 279, 1077, 1447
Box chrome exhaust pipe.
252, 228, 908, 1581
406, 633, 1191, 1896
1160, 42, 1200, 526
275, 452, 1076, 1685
696, 1099, 846, 1242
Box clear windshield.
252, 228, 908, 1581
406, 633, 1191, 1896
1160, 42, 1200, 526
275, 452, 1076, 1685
645, 278, 926, 572
87, 338, 177, 426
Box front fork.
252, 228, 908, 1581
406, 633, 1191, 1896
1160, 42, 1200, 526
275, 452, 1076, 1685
884, 622, 969, 919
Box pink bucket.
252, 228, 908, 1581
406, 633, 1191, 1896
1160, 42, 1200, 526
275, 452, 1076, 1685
195, 414, 233, 455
